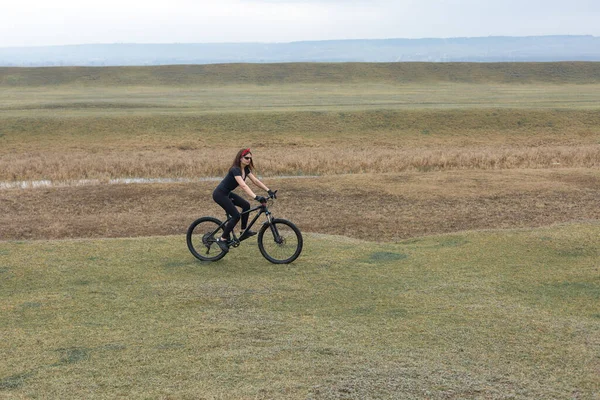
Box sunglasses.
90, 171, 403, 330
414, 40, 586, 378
243, 156, 252, 160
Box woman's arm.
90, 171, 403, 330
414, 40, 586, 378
248, 172, 269, 192
234, 175, 258, 199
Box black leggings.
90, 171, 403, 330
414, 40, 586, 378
212, 189, 250, 239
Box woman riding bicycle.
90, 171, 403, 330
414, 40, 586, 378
213, 148, 275, 252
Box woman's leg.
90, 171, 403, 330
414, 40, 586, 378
213, 190, 240, 240
228, 192, 250, 229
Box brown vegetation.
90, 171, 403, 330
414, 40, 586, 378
1, 63, 599, 242
1, 109, 599, 181
2, 169, 598, 242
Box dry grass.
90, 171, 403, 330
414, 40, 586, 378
2, 169, 599, 242
2, 144, 599, 182
1, 64, 599, 240
1, 108, 599, 181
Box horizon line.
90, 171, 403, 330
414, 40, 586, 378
1, 34, 598, 50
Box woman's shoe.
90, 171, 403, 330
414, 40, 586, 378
215, 238, 229, 252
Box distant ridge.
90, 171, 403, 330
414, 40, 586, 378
1, 35, 600, 66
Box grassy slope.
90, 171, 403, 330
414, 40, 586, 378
3, 62, 600, 86
2, 62, 600, 181
1, 88, 600, 180
1, 223, 599, 399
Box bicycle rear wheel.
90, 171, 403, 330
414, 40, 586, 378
186, 217, 227, 261
258, 219, 302, 264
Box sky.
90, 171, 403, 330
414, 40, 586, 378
1, 0, 599, 48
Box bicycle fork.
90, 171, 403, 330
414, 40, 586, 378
264, 210, 284, 244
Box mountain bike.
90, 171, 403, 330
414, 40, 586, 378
186, 193, 302, 264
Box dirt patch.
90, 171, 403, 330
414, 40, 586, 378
1, 169, 598, 242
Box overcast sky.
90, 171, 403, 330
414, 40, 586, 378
2, 0, 599, 47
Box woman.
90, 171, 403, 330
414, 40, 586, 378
213, 148, 275, 252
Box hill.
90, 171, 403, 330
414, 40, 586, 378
1, 35, 600, 66
3, 62, 600, 87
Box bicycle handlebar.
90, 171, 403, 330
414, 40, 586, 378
259, 190, 278, 205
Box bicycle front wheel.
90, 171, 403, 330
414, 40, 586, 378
186, 216, 227, 262
258, 219, 303, 264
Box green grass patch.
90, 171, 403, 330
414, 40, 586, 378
1, 223, 599, 398
0, 372, 36, 391
367, 251, 409, 263
2, 108, 599, 148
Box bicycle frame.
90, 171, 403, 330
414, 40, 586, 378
212, 200, 278, 248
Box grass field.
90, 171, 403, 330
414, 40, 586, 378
1, 224, 599, 399
3, 63, 600, 86
1, 62, 599, 398
1, 64, 600, 182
